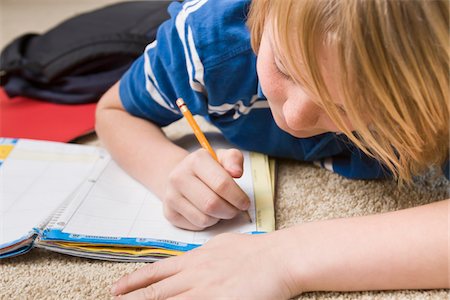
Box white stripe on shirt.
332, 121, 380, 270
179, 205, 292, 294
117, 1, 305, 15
208, 95, 270, 119
187, 26, 205, 89
323, 157, 334, 171
143, 41, 180, 114
175, 0, 208, 93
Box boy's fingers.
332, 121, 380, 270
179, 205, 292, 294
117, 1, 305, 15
114, 266, 197, 300
178, 176, 240, 220
217, 148, 244, 178
111, 256, 183, 296
164, 188, 220, 228
192, 150, 250, 211
162, 205, 207, 231
175, 198, 220, 229
114, 279, 186, 300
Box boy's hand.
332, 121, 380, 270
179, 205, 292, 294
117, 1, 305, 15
162, 148, 250, 230
111, 232, 295, 299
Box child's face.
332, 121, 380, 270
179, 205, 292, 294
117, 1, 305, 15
257, 26, 354, 138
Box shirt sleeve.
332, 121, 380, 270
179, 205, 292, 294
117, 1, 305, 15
118, 1, 209, 127
317, 148, 450, 181
331, 152, 390, 179
313, 141, 391, 180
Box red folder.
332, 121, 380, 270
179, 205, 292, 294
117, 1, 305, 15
0, 88, 97, 142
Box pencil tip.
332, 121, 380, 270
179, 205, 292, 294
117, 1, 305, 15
245, 211, 252, 223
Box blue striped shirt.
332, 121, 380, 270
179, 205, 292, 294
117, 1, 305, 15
119, 0, 411, 180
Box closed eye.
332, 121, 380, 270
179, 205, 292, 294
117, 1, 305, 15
273, 57, 292, 80
336, 104, 347, 115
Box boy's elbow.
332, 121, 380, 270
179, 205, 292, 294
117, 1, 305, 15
95, 93, 109, 135
95, 81, 122, 134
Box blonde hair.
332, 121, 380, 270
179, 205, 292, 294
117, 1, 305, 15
248, 0, 449, 183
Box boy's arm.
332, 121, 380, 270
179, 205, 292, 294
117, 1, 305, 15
96, 81, 188, 196
112, 199, 449, 298
287, 198, 449, 293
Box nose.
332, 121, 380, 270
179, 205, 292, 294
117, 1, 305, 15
282, 94, 321, 131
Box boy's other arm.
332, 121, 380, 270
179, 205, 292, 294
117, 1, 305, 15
111, 199, 449, 299
287, 198, 450, 293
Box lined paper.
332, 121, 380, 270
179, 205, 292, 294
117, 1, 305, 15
0, 139, 102, 247
55, 134, 258, 245
59, 153, 256, 245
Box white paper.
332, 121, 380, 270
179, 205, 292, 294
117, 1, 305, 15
59, 135, 257, 245
0, 139, 102, 247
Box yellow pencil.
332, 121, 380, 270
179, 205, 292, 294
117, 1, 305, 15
176, 98, 252, 223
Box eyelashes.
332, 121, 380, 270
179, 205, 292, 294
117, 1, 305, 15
275, 66, 291, 80
273, 59, 292, 80
336, 105, 347, 115
273, 63, 292, 81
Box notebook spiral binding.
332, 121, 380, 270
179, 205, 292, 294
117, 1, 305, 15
38, 188, 81, 232
39, 152, 110, 232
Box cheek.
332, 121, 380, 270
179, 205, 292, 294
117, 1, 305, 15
257, 57, 285, 106
282, 100, 305, 128
256, 59, 289, 129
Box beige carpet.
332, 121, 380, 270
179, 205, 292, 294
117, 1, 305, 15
1, 1, 449, 299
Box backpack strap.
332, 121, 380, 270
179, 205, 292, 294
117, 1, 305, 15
0, 34, 39, 83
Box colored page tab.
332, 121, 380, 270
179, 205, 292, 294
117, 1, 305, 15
250, 152, 275, 232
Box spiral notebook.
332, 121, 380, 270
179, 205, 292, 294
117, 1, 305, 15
0, 135, 275, 262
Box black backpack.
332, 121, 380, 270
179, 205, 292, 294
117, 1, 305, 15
0, 1, 171, 104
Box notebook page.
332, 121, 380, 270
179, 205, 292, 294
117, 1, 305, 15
54, 151, 257, 246
0, 139, 102, 247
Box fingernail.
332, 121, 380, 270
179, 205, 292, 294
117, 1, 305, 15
227, 162, 239, 172
111, 283, 118, 296
241, 200, 250, 210
232, 168, 242, 176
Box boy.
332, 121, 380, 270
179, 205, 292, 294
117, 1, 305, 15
96, 0, 449, 298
